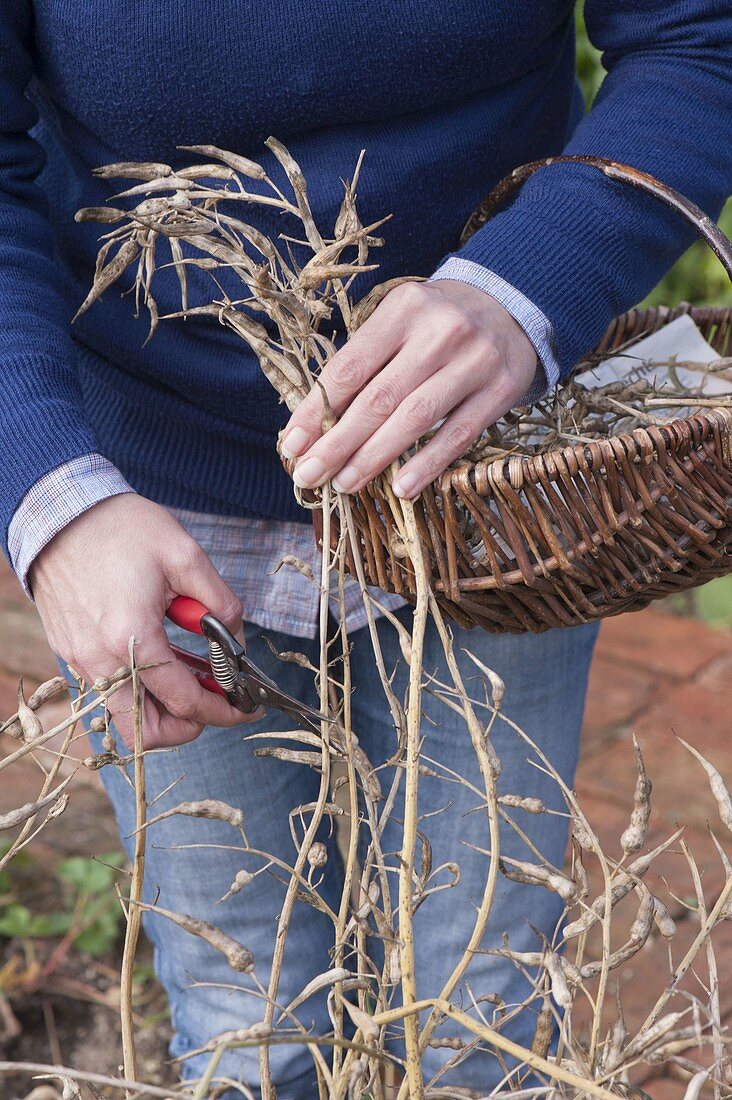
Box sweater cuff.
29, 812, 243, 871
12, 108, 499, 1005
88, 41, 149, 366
429, 259, 559, 405
7, 454, 134, 598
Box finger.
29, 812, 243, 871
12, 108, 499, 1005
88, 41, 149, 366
167, 541, 243, 638
136, 627, 251, 730
391, 389, 496, 498
280, 288, 412, 458
103, 680, 169, 751
290, 340, 452, 490
319, 362, 480, 495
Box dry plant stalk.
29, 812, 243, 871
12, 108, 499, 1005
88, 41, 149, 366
2, 141, 731, 1100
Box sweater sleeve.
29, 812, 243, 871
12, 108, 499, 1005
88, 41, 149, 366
0, 5, 99, 559
447, 0, 732, 377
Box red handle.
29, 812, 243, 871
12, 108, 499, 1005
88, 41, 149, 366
167, 595, 209, 635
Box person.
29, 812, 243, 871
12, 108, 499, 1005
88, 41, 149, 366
1, 3, 730, 1096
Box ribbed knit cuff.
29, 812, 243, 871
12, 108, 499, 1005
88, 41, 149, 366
7, 454, 134, 599
430, 259, 560, 404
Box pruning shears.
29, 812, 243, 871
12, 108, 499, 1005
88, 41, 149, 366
166, 596, 332, 735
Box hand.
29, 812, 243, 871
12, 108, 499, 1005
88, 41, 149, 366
31, 494, 257, 750
280, 279, 539, 498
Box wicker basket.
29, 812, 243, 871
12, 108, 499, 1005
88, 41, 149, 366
317, 157, 732, 634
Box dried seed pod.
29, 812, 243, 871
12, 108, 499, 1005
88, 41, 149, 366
307, 841, 328, 868
563, 828, 685, 940
26, 676, 68, 710
352, 745, 383, 802
652, 895, 677, 938
602, 998, 627, 1073
218, 869, 255, 904
89, 716, 107, 733
194, 1021, 273, 1054
678, 736, 732, 831
75, 206, 128, 224
368, 596, 413, 665
93, 161, 173, 180
546, 950, 572, 1008
572, 811, 599, 852
531, 1000, 554, 1058
464, 650, 505, 707
708, 831, 732, 919
645, 1032, 699, 1065
140, 799, 244, 832
299, 260, 377, 291
73, 237, 141, 321
47, 794, 69, 820
349, 276, 426, 331
83, 752, 119, 770
620, 735, 652, 854
176, 164, 238, 181
0, 775, 72, 831
255, 747, 324, 769
620, 1012, 683, 1063
92, 666, 131, 692
428, 1036, 464, 1050
571, 838, 589, 901
491, 948, 582, 986
280, 967, 351, 1023
499, 858, 577, 903
316, 379, 337, 433
629, 885, 655, 944
269, 554, 316, 582
681, 1070, 712, 1100
178, 144, 267, 180
264, 637, 318, 672
133, 900, 253, 971
498, 795, 545, 814
387, 940, 401, 984
114, 176, 195, 199
17, 679, 43, 742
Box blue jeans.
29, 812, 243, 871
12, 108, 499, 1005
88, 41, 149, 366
76, 608, 598, 1097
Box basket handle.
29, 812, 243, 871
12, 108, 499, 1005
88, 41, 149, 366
460, 155, 732, 284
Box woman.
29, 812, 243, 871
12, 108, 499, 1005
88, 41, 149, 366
2, 2, 730, 1095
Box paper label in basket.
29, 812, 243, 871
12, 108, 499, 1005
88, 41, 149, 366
577, 313, 727, 417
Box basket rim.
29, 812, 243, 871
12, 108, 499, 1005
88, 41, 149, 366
445, 301, 732, 496
446, 407, 732, 496
434, 406, 732, 595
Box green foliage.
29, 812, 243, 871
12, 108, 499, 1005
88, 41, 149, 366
0, 849, 125, 958
0, 903, 71, 939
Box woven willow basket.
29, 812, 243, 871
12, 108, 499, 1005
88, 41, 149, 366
316, 157, 732, 634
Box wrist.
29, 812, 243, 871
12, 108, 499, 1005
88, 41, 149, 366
429, 259, 559, 403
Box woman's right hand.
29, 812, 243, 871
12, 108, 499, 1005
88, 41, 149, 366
30, 493, 254, 750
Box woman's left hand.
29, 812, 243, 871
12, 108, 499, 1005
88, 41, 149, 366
279, 279, 539, 499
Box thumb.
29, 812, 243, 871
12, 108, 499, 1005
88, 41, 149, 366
167, 539, 244, 638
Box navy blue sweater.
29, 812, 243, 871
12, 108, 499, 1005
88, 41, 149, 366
1, 1, 730, 550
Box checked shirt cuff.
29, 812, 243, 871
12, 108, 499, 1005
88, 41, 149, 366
430, 259, 560, 405
7, 454, 134, 599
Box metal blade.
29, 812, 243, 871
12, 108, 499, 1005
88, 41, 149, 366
239, 655, 334, 731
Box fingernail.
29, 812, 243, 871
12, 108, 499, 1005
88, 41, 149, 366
392, 470, 418, 498
293, 456, 327, 488
280, 426, 310, 459
332, 465, 360, 494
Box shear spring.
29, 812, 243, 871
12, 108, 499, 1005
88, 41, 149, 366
207, 639, 238, 692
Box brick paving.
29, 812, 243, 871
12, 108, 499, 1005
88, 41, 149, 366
0, 555, 730, 1096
